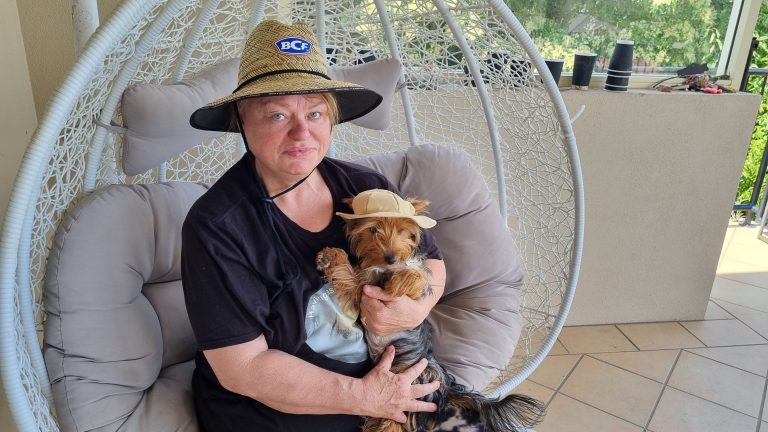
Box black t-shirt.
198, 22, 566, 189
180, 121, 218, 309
181, 153, 442, 432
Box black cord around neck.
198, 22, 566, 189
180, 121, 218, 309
264, 168, 316, 202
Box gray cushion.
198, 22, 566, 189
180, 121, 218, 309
121, 59, 239, 177
327, 58, 402, 130
357, 144, 524, 390
121, 58, 402, 176
44, 182, 208, 432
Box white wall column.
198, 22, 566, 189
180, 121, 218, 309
0, 1, 37, 431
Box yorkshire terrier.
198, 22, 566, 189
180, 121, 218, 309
316, 189, 544, 432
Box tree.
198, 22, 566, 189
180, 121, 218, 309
508, 0, 732, 71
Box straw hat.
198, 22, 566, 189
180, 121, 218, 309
336, 189, 437, 228
190, 20, 383, 132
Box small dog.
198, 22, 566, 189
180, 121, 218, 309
316, 189, 544, 432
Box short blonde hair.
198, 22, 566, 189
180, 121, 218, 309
319, 92, 340, 126
232, 92, 340, 131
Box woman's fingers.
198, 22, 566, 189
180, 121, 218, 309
392, 412, 408, 423
411, 381, 441, 400
375, 345, 395, 371
408, 399, 438, 413
362, 348, 440, 420
403, 358, 429, 382
363, 284, 395, 301
360, 288, 424, 336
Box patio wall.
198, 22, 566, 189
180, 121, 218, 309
0, 3, 34, 431
561, 89, 761, 325
0, 0, 37, 225
16, 0, 120, 118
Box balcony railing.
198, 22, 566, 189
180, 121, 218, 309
734, 36, 768, 232
734, 67, 768, 223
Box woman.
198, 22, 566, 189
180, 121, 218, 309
182, 20, 450, 431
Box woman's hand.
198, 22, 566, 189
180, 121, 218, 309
356, 346, 439, 422
359, 285, 429, 335
360, 258, 446, 336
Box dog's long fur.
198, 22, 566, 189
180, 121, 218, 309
316, 195, 545, 432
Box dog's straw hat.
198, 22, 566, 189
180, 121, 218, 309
336, 189, 437, 228
190, 20, 383, 132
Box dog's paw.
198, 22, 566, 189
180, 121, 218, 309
316, 247, 347, 271
388, 268, 429, 299
315, 248, 334, 270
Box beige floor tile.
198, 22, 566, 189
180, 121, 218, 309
617, 322, 704, 350
549, 339, 568, 354
686, 345, 768, 376
718, 224, 737, 265
725, 226, 768, 248
536, 394, 642, 432
558, 325, 636, 354
527, 354, 581, 390
725, 233, 768, 254
704, 300, 733, 320
715, 266, 768, 296
648, 387, 758, 432
711, 276, 768, 311
718, 239, 768, 271
559, 356, 662, 426
667, 351, 764, 417
511, 380, 555, 404
762, 421, 768, 432
714, 299, 768, 339
590, 350, 679, 383
716, 257, 759, 274
680, 319, 767, 346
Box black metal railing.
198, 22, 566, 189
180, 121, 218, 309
733, 37, 768, 222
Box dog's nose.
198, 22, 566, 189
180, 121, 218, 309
384, 255, 396, 264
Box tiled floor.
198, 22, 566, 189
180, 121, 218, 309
522, 222, 768, 432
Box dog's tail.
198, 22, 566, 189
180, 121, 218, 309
445, 382, 546, 432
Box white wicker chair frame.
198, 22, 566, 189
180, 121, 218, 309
0, 1, 584, 430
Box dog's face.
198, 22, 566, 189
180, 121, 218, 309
343, 197, 430, 269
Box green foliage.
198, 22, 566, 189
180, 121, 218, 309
507, 0, 732, 71
736, 3, 768, 209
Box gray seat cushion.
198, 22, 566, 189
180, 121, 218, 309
44, 182, 208, 432
42, 144, 522, 431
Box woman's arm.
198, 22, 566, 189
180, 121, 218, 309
360, 258, 446, 336
204, 335, 439, 422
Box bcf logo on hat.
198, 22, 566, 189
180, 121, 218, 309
275, 37, 312, 55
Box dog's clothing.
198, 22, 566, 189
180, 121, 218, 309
182, 153, 442, 432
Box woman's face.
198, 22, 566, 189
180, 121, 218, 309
239, 94, 332, 188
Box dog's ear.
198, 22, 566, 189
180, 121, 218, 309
407, 197, 431, 215
342, 196, 354, 207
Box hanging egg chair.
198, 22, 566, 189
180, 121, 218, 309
0, 0, 583, 430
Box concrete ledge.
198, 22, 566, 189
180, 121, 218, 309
561, 89, 761, 325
